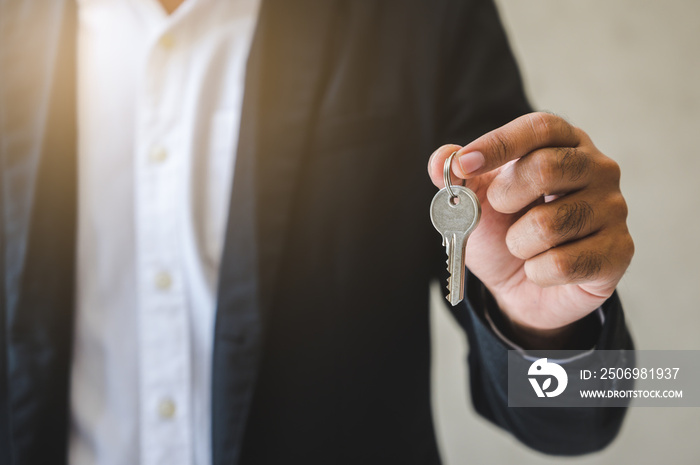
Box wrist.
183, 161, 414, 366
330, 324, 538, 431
483, 286, 601, 351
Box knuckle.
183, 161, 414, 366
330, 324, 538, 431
552, 200, 595, 238
529, 112, 556, 140
613, 228, 635, 264
548, 251, 573, 281
528, 151, 559, 194
530, 208, 559, 249
573, 124, 590, 140
487, 132, 512, 166
529, 111, 575, 144
544, 249, 606, 283
611, 159, 622, 182
569, 251, 605, 281
599, 156, 621, 182
609, 192, 629, 220
556, 147, 592, 182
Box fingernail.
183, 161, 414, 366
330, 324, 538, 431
458, 151, 485, 175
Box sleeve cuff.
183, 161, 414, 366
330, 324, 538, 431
463, 269, 627, 358
484, 303, 604, 362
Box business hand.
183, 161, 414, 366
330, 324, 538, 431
428, 113, 634, 347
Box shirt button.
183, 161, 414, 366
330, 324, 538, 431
158, 33, 175, 50
158, 398, 176, 419
149, 147, 168, 163
155, 271, 172, 290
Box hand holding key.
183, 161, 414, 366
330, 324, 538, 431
427, 112, 634, 347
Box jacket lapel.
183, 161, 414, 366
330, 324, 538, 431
254, 0, 339, 312
0, 0, 77, 463
211, 1, 338, 463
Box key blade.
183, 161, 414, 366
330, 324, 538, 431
444, 234, 453, 299
446, 232, 467, 306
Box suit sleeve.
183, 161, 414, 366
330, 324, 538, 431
434, 0, 634, 455
453, 272, 633, 455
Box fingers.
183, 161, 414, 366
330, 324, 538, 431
487, 146, 600, 214
522, 227, 634, 289
505, 190, 628, 260
454, 112, 581, 177
427, 113, 583, 190
506, 188, 633, 290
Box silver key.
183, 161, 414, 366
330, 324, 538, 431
430, 185, 481, 305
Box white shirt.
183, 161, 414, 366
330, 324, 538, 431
71, 1, 259, 464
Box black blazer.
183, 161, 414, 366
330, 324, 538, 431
0, 0, 633, 464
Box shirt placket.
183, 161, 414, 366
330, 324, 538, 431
135, 24, 193, 465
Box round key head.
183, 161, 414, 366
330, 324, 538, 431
430, 185, 481, 235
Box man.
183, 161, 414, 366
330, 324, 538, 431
0, 0, 634, 464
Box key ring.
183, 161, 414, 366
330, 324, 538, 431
443, 151, 465, 200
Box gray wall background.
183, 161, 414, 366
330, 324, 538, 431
430, 1, 700, 464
